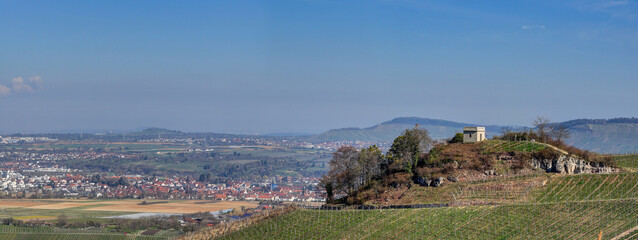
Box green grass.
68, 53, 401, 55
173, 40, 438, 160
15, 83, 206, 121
482, 140, 546, 153
0, 208, 132, 224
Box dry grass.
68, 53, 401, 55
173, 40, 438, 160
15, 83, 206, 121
0, 200, 46, 208
28, 202, 91, 210
0, 199, 258, 214
13, 215, 57, 220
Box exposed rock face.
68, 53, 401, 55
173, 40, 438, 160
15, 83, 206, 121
484, 170, 496, 176
415, 176, 429, 187
431, 177, 445, 187
531, 155, 614, 174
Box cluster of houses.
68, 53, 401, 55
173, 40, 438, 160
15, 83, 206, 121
0, 163, 325, 201
0, 136, 56, 144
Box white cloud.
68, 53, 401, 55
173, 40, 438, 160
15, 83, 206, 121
11, 77, 35, 93
522, 25, 546, 30
29, 76, 43, 90
0, 76, 43, 97
0, 84, 10, 97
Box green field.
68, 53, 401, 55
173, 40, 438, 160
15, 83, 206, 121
0, 208, 132, 223
25, 142, 189, 153
0, 207, 181, 240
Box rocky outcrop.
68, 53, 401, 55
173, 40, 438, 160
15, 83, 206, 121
484, 170, 497, 176
531, 155, 614, 174
415, 176, 446, 187
431, 177, 445, 187
447, 176, 458, 182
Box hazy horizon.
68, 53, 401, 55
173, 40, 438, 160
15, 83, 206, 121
2, 1, 637, 134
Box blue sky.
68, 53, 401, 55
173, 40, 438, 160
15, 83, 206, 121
1, 0, 637, 134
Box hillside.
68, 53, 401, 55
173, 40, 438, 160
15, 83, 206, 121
189, 153, 638, 240
305, 117, 509, 143
306, 117, 638, 153
560, 118, 638, 153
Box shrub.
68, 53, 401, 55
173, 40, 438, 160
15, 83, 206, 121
532, 148, 561, 160
449, 133, 464, 143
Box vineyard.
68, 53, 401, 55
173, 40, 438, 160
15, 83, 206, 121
3, 154, 637, 239
0, 225, 174, 240
212, 200, 638, 239
615, 154, 638, 169
197, 155, 638, 239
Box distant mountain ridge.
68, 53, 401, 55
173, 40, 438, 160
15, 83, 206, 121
305, 117, 515, 143
307, 117, 638, 153
7, 118, 638, 153
557, 118, 638, 153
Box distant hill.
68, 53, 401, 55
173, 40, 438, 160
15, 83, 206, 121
559, 118, 638, 153
306, 117, 638, 153
305, 117, 511, 143
127, 127, 183, 137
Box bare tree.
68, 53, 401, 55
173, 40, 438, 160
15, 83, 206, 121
358, 145, 383, 186
551, 125, 571, 143
532, 116, 552, 141
322, 146, 361, 197
500, 126, 512, 136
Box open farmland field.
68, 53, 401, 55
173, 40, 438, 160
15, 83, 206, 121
212, 146, 331, 163
0, 199, 258, 214
0, 199, 255, 239
25, 142, 190, 153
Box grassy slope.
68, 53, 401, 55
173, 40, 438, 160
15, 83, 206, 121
615, 154, 638, 170
481, 140, 546, 153
210, 155, 638, 239
216, 200, 638, 240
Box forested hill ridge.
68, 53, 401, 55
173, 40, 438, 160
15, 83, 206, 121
7, 117, 638, 153
560, 118, 638, 153
306, 117, 638, 153
304, 117, 509, 143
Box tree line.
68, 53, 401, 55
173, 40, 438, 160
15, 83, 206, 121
321, 125, 432, 203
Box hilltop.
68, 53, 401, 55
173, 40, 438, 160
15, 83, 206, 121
352, 140, 615, 205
